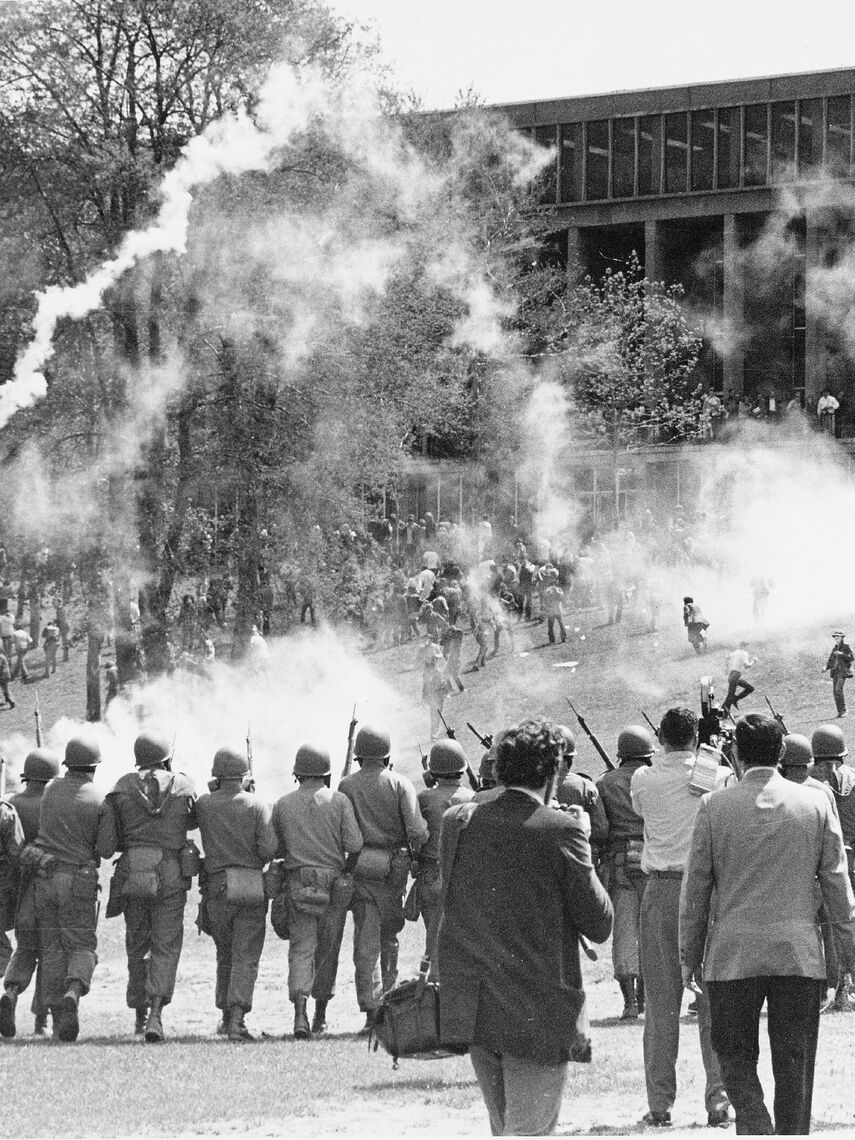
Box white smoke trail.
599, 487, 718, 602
1, 63, 328, 430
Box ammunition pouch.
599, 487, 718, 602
288, 867, 334, 917
387, 848, 412, 892
224, 866, 265, 906
330, 871, 354, 911
179, 841, 202, 880
18, 844, 56, 879
120, 847, 163, 901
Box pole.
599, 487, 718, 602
458, 473, 463, 524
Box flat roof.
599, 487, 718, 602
489, 65, 855, 126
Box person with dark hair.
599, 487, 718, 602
630, 708, 730, 1128
823, 630, 853, 718
438, 719, 613, 1136
681, 713, 855, 1135
682, 597, 709, 655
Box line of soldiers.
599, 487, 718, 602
0, 723, 479, 1043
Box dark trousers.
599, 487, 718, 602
707, 975, 824, 1136
546, 616, 566, 644
123, 891, 187, 1007
832, 674, 847, 716
723, 670, 754, 711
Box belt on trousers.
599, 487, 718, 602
649, 868, 684, 879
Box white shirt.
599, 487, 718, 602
818, 394, 840, 414
631, 750, 724, 872
727, 649, 754, 673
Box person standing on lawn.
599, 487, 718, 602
97, 731, 198, 1042
630, 707, 730, 1127
823, 631, 854, 718
196, 748, 277, 1041
438, 719, 613, 1136
30, 736, 105, 1042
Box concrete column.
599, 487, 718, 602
644, 220, 662, 283
723, 213, 744, 398
804, 208, 822, 409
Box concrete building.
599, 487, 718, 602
494, 67, 855, 425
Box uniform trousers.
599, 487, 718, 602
33, 867, 99, 1007
0, 931, 11, 977
123, 890, 187, 1008
639, 874, 727, 1116
707, 976, 824, 1136
469, 1044, 568, 1136
207, 890, 267, 1013
352, 877, 405, 1010
418, 862, 442, 977
609, 859, 646, 979
286, 868, 345, 1000
4, 880, 47, 1016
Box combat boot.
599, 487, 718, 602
293, 996, 311, 1040
57, 985, 81, 1042
144, 997, 165, 1042
356, 1008, 377, 1037
619, 977, 639, 1020
0, 987, 18, 1038
227, 1006, 254, 1041
33, 1012, 48, 1037
311, 999, 329, 1035
636, 976, 645, 1015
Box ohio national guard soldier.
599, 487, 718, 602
553, 727, 609, 850
416, 740, 474, 977
1, 748, 61, 1038
96, 731, 198, 1042
272, 744, 363, 1039
811, 723, 855, 1012
0, 790, 24, 980
597, 725, 655, 1020
28, 736, 104, 1042
196, 748, 277, 1041
338, 725, 428, 1034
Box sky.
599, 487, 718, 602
328, 0, 855, 109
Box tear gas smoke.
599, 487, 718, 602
517, 379, 583, 554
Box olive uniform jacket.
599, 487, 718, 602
437, 790, 613, 1065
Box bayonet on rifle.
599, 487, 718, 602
341, 703, 358, 781
764, 696, 789, 735
438, 710, 479, 791
34, 691, 42, 748
566, 699, 616, 772
466, 722, 493, 749
641, 711, 659, 739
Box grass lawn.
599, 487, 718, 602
1, 602, 855, 1134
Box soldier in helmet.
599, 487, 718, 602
29, 736, 105, 1042
779, 734, 836, 811
195, 748, 277, 1040
416, 740, 474, 975
338, 725, 428, 1034
811, 723, 855, 1012
96, 731, 198, 1041
0, 784, 24, 988
597, 726, 655, 1020
272, 744, 363, 1039
1, 748, 60, 1037
553, 727, 608, 845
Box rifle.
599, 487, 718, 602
246, 723, 254, 790
566, 699, 616, 771
466, 722, 494, 750
764, 696, 789, 736
341, 703, 358, 781
419, 742, 436, 788
641, 711, 659, 739
438, 709, 479, 791
34, 690, 42, 747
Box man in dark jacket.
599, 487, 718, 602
438, 719, 613, 1136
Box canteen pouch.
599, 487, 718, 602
179, 841, 202, 880
264, 860, 285, 901
224, 866, 265, 906
289, 867, 332, 917
354, 846, 393, 881
71, 864, 100, 903
387, 848, 412, 892
121, 847, 163, 900
330, 872, 354, 911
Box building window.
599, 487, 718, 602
664, 111, 688, 193
638, 115, 660, 195
771, 101, 796, 181
797, 99, 822, 175
744, 103, 768, 186
826, 95, 851, 176
559, 122, 582, 202
717, 107, 739, 188
690, 109, 715, 191
612, 117, 635, 198
585, 119, 609, 200
534, 124, 558, 204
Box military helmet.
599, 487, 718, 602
555, 725, 577, 757
133, 731, 171, 769
211, 748, 249, 779
64, 736, 101, 769
617, 725, 656, 759
428, 739, 467, 776
22, 748, 61, 783
811, 724, 848, 760
293, 744, 331, 778
354, 725, 391, 762
781, 734, 813, 767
